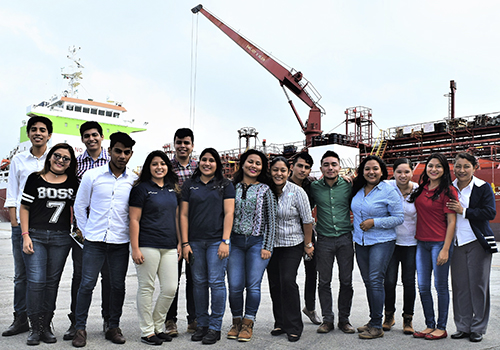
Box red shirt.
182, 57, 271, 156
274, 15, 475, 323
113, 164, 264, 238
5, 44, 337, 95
415, 184, 457, 242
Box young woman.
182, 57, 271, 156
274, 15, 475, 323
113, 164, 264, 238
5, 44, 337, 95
20, 143, 78, 345
181, 148, 235, 345
267, 156, 314, 342
227, 149, 277, 342
129, 150, 180, 345
447, 152, 497, 343
351, 155, 404, 339
383, 158, 418, 334
410, 153, 457, 340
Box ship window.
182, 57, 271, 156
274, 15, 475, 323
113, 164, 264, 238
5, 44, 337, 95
113, 112, 120, 118
106, 111, 112, 117
91, 108, 97, 115
66, 105, 74, 111
65, 123, 68, 127
75, 106, 82, 112
83, 107, 90, 113
107, 129, 110, 133
76, 124, 80, 129
98, 110, 105, 116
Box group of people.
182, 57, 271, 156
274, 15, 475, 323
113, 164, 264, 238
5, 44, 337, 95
2, 117, 496, 347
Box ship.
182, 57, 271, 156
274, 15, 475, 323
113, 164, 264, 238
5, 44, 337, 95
188, 5, 500, 238
0, 46, 147, 222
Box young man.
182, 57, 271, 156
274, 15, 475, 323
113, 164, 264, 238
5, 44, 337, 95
3, 116, 52, 337
72, 132, 137, 348
310, 150, 355, 334
165, 128, 197, 336
64, 121, 111, 340
288, 152, 321, 325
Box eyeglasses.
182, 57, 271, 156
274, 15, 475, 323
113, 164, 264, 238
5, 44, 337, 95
53, 153, 71, 163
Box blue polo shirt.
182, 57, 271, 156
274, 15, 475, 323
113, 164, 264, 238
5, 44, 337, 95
129, 180, 179, 249
181, 176, 235, 242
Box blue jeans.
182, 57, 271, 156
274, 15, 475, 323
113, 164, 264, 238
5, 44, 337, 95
227, 235, 270, 321
11, 225, 27, 313
416, 240, 453, 330
22, 229, 72, 316
75, 241, 129, 330
384, 245, 416, 315
190, 240, 228, 331
355, 240, 395, 329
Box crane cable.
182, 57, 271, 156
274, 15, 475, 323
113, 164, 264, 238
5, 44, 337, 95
190, 13, 199, 131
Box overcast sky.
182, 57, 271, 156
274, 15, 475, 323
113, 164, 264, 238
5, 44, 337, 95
2, 0, 500, 168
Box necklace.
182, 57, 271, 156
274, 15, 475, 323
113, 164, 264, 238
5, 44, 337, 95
49, 169, 65, 177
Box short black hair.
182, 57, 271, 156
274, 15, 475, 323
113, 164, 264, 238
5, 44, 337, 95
174, 128, 194, 143
80, 121, 103, 137
109, 132, 136, 149
320, 150, 340, 165
27, 116, 53, 135
292, 152, 313, 166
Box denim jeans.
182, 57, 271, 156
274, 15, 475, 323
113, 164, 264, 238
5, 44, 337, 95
267, 243, 303, 336
11, 225, 27, 313
190, 240, 228, 331
227, 234, 270, 321
416, 240, 453, 330
75, 240, 129, 330
384, 245, 416, 315
316, 233, 354, 324
22, 229, 72, 316
355, 240, 395, 329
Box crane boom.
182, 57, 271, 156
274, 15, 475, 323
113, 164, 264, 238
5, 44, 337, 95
191, 4, 325, 146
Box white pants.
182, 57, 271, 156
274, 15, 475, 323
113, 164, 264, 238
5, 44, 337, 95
135, 247, 178, 336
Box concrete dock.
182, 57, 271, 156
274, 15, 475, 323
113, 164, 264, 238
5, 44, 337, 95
0, 222, 499, 349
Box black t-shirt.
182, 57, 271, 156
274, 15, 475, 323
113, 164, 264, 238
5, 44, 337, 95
21, 172, 79, 231
129, 180, 179, 249
181, 177, 235, 242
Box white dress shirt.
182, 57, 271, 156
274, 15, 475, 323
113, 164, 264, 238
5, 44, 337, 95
5, 148, 49, 223
453, 176, 478, 246
74, 164, 137, 244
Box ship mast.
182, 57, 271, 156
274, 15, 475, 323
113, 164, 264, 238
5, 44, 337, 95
61, 46, 84, 98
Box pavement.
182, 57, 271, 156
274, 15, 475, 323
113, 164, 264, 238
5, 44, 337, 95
0, 221, 499, 349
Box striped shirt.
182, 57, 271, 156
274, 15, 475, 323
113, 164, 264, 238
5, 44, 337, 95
275, 182, 314, 247
171, 156, 198, 186
76, 148, 110, 182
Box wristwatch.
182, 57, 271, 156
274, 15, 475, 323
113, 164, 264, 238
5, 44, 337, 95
222, 239, 230, 245
305, 242, 313, 248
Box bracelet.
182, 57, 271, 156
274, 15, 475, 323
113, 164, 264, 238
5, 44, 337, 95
182, 242, 190, 247
22, 231, 29, 235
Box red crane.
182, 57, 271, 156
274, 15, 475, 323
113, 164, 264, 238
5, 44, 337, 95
191, 4, 325, 146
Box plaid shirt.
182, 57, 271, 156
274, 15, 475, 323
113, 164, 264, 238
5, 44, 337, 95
171, 156, 198, 186
76, 148, 110, 182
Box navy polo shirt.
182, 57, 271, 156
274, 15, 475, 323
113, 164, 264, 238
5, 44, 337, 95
181, 177, 235, 242
129, 180, 179, 249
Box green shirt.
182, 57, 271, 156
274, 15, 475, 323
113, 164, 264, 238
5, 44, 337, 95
310, 177, 353, 237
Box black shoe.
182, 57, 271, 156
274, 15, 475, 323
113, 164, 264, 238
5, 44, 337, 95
270, 328, 286, 336
2, 311, 29, 336
470, 332, 483, 342
191, 326, 209, 341
141, 335, 163, 345
63, 313, 77, 341
40, 313, 57, 343
156, 332, 173, 342
27, 314, 43, 346
451, 331, 470, 339
202, 329, 221, 344
288, 334, 301, 342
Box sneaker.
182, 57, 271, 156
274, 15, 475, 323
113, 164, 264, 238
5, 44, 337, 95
164, 320, 178, 337
302, 307, 322, 325
187, 320, 197, 333
202, 329, 221, 345
191, 326, 208, 341
141, 335, 163, 345
359, 326, 384, 339
317, 322, 334, 333
156, 332, 172, 342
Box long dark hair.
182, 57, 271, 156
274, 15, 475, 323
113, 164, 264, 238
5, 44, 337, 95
409, 153, 455, 202
269, 156, 290, 198
136, 150, 179, 193
40, 143, 77, 179
352, 155, 388, 197
232, 149, 271, 186
192, 148, 230, 190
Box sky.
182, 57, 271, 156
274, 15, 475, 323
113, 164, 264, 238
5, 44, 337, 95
2, 0, 500, 168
